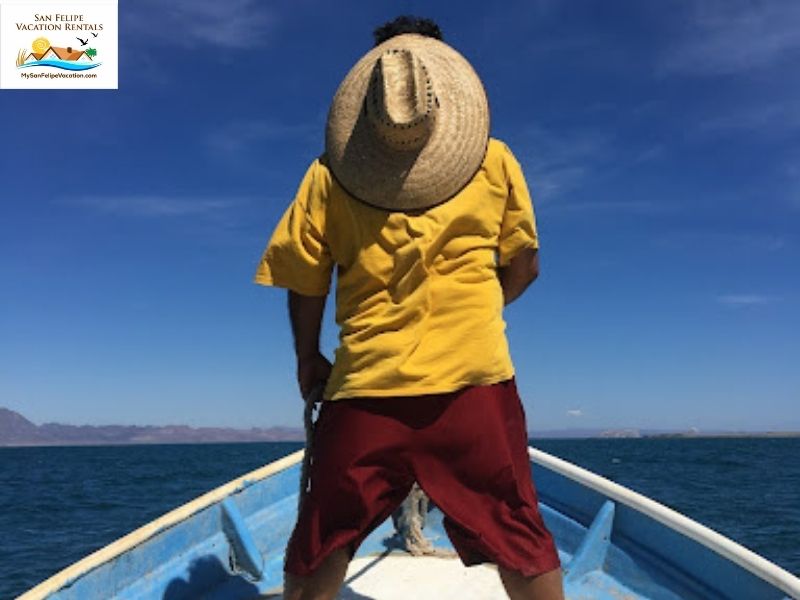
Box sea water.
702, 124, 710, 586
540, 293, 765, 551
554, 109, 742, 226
1, 437, 798, 598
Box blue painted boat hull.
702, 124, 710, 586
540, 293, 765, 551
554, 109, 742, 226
18, 448, 800, 599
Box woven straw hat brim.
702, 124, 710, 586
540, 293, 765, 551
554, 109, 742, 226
326, 34, 490, 211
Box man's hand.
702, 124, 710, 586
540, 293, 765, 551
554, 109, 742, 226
297, 351, 332, 401
288, 290, 330, 400
498, 247, 539, 306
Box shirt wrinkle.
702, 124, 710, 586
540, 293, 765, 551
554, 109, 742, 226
255, 138, 538, 400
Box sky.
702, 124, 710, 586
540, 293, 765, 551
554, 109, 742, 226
1, 0, 798, 433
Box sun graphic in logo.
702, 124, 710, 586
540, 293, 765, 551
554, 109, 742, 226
31, 37, 50, 53
17, 36, 101, 70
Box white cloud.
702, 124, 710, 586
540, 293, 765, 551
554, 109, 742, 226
657, 231, 788, 253
514, 128, 669, 217
634, 145, 666, 164
514, 125, 614, 203
67, 195, 248, 219
566, 409, 584, 418
716, 294, 776, 307
660, 3, 800, 145
783, 162, 800, 210
207, 119, 319, 156
661, 0, 800, 75
698, 100, 800, 136
543, 199, 669, 216
513, 124, 668, 213
125, 0, 277, 50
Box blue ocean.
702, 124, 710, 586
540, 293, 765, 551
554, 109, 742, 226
2, 438, 798, 598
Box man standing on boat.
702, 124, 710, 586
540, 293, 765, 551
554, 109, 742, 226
255, 16, 564, 600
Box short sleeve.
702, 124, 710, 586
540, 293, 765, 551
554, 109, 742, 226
497, 143, 539, 267
254, 160, 333, 296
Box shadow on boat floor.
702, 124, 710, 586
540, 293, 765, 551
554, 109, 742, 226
257, 586, 373, 599
162, 555, 260, 599
256, 552, 388, 599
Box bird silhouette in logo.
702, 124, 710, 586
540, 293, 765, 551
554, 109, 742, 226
76, 37, 88, 46
91, 32, 98, 38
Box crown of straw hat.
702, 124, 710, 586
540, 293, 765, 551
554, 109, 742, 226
325, 34, 490, 211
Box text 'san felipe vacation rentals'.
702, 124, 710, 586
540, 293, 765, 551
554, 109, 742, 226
0, 0, 117, 89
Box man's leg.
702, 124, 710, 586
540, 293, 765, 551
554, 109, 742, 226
283, 546, 351, 600
282, 398, 415, 599
412, 381, 564, 598
498, 566, 565, 600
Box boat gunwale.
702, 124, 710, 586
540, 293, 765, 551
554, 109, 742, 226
529, 446, 800, 598
16, 449, 305, 600
16, 446, 800, 599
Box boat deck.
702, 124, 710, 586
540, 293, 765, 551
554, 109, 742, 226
343, 554, 504, 599
264, 553, 648, 599
264, 554, 507, 599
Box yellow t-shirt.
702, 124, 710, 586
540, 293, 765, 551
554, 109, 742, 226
255, 138, 539, 400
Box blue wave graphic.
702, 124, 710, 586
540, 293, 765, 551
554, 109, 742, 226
18, 59, 101, 71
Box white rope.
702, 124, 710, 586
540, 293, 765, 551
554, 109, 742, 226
394, 483, 457, 558
298, 384, 323, 514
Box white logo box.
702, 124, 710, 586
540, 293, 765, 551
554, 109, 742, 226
0, 0, 117, 89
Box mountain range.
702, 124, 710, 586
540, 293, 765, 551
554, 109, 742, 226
0, 407, 305, 446
3, 407, 795, 446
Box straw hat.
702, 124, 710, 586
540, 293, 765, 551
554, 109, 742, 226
325, 34, 490, 211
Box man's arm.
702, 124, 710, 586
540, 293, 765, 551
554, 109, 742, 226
288, 290, 332, 400
498, 247, 539, 306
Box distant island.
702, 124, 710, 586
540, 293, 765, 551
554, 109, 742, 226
1, 407, 797, 447
529, 428, 799, 439
0, 407, 305, 447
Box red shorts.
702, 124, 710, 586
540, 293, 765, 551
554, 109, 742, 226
284, 379, 560, 578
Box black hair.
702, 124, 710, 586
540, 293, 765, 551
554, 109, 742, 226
373, 16, 443, 46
